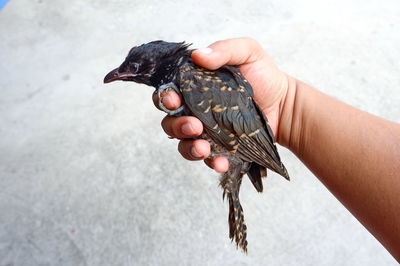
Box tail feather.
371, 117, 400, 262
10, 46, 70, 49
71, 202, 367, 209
221, 169, 248, 253
228, 196, 235, 240
278, 163, 290, 181
228, 191, 247, 252
247, 163, 266, 192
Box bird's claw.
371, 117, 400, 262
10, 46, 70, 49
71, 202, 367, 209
156, 82, 185, 116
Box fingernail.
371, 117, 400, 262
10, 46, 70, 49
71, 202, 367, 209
197, 47, 213, 54
161, 95, 171, 105
181, 123, 193, 136
190, 146, 202, 158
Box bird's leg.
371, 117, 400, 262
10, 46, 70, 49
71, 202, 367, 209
156, 82, 186, 116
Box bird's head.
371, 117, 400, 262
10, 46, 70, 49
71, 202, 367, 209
104, 40, 191, 87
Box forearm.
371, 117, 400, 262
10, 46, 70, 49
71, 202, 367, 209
278, 77, 400, 260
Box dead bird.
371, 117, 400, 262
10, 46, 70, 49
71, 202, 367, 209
104, 40, 289, 252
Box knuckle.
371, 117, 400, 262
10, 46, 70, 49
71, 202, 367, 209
152, 94, 161, 109
161, 116, 173, 135
177, 140, 185, 154
178, 141, 192, 160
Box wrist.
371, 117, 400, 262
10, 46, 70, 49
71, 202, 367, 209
276, 76, 302, 152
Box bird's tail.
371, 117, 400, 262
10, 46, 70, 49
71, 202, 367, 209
220, 170, 248, 253
278, 163, 290, 181
247, 163, 266, 192
227, 190, 247, 252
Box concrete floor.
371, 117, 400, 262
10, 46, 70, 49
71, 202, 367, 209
1, 0, 399, 265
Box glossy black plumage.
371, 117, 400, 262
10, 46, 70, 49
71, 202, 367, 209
104, 41, 289, 252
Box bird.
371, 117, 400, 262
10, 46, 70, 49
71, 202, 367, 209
104, 40, 289, 252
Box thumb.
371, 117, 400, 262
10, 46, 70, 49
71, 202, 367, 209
191, 37, 264, 70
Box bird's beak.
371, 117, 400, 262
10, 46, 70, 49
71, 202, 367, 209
103, 68, 136, 83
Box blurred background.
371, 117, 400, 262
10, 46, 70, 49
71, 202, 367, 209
0, 0, 399, 265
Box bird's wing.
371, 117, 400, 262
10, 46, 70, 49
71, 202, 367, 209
180, 64, 288, 179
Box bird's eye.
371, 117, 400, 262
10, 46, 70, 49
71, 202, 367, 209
128, 62, 139, 72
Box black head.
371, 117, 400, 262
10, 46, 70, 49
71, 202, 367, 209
104, 40, 191, 87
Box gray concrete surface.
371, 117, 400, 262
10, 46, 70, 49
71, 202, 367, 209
0, 0, 399, 265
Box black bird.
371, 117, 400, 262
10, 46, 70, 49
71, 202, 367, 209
104, 40, 289, 252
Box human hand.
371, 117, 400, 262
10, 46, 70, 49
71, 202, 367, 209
153, 37, 292, 172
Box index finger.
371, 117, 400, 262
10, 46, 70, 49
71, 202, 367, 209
191, 37, 265, 70
152, 90, 183, 111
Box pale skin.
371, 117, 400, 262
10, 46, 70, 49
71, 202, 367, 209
152, 38, 400, 261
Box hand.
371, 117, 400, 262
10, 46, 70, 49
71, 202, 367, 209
153, 37, 290, 172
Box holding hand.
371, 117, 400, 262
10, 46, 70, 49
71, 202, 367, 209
153, 38, 291, 172
152, 37, 400, 260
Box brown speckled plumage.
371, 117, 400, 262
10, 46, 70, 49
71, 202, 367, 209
104, 41, 289, 252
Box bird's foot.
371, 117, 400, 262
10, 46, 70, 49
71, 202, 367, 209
156, 82, 185, 116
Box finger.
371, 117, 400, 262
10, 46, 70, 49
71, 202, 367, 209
204, 156, 230, 173
178, 139, 210, 161
210, 156, 229, 173
161, 116, 203, 138
204, 158, 213, 169
192, 37, 264, 70
152, 90, 183, 111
